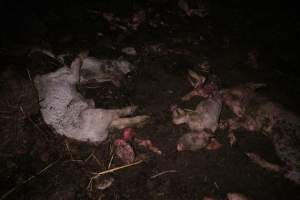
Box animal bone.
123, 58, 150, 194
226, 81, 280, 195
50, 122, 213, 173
34, 55, 148, 143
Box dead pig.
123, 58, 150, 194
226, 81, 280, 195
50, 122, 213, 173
171, 96, 222, 151
34, 55, 148, 143
29, 48, 135, 87
177, 131, 221, 151
221, 83, 300, 184
220, 82, 266, 118
171, 96, 222, 132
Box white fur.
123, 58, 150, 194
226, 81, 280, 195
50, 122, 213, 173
34, 57, 147, 143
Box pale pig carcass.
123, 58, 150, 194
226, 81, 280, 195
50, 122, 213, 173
29, 48, 134, 87
171, 96, 222, 151
34, 56, 148, 143
221, 83, 300, 184
176, 131, 221, 151
172, 96, 222, 132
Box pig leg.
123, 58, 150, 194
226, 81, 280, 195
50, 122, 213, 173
246, 82, 266, 90
226, 118, 244, 145
111, 106, 138, 117
227, 119, 238, 145
86, 99, 95, 107
227, 116, 260, 145
70, 57, 82, 82
110, 115, 149, 129
182, 90, 199, 101
87, 73, 121, 87
246, 152, 282, 172
228, 131, 237, 146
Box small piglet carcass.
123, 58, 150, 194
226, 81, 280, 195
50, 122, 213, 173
34, 56, 148, 143
172, 96, 222, 132
171, 96, 222, 151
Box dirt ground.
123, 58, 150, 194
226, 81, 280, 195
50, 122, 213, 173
1, 1, 300, 199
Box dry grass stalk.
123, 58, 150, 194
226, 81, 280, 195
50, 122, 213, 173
107, 154, 114, 169
150, 170, 177, 179
87, 160, 143, 191
93, 160, 143, 177
65, 141, 74, 161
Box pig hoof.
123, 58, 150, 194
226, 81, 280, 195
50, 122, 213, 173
228, 133, 237, 146
218, 120, 228, 130
177, 144, 184, 151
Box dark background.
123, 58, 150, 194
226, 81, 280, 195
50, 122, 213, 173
1, 1, 300, 200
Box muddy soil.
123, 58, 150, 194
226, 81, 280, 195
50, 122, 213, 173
0, 1, 300, 199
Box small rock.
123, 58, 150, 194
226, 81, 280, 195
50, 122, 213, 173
95, 177, 114, 190
121, 47, 137, 56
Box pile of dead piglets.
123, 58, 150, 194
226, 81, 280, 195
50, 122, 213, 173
169, 63, 300, 198
171, 67, 300, 186
33, 51, 162, 165
33, 51, 299, 199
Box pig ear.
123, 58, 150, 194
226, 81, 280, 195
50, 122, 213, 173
187, 69, 206, 86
